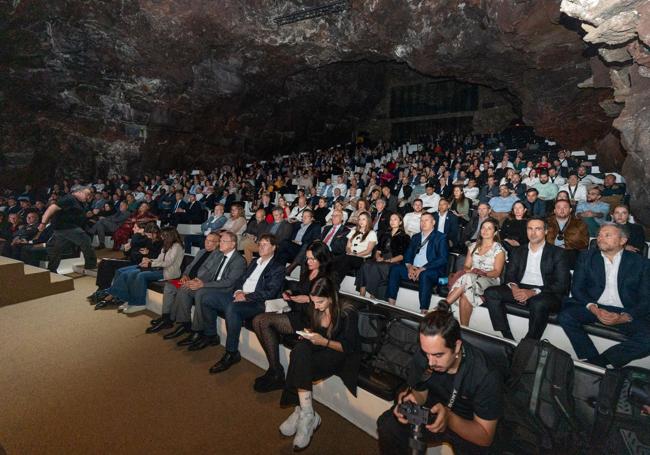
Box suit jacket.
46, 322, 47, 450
506, 243, 570, 296
269, 220, 293, 244
545, 215, 589, 251
403, 230, 449, 274
235, 257, 285, 306
182, 249, 222, 281
291, 222, 321, 246
433, 211, 460, 247
184, 201, 205, 224
370, 209, 391, 234
321, 224, 350, 256
523, 199, 546, 217
570, 249, 650, 320
462, 215, 486, 244
203, 250, 247, 292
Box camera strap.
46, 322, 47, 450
446, 345, 467, 411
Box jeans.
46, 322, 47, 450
108, 265, 163, 306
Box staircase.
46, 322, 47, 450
0, 256, 75, 306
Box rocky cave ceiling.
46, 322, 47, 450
1, 0, 649, 221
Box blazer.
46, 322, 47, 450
291, 222, 321, 246
184, 201, 206, 224
433, 211, 460, 247
151, 243, 185, 280
569, 248, 650, 320
403, 230, 449, 274
545, 215, 589, 251
370, 209, 391, 234
203, 250, 247, 292
505, 243, 570, 296
268, 220, 293, 244
462, 215, 486, 244
180, 249, 219, 281
320, 224, 350, 256
235, 257, 285, 306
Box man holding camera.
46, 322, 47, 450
377, 307, 502, 454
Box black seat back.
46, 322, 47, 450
461, 328, 514, 380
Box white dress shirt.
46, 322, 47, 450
595, 251, 623, 308
520, 244, 545, 287
216, 251, 235, 281
437, 212, 447, 234
241, 255, 273, 294
420, 192, 440, 213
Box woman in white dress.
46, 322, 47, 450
443, 218, 506, 326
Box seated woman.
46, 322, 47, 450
251, 241, 333, 393
219, 203, 247, 244
312, 197, 329, 226
90, 222, 162, 306
450, 185, 471, 226
97, 227, 183, 313
111, 201, 157, 251
278, 277, 360, 451
444, 218, 506, 326
332, 212, 377, 284
347, 199, 370, 226
356, 213, 410, 300
500, 201, 528, 254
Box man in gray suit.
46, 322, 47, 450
86, 201, 130, 249
146, 231, 222, 334
165, 230, 247, 350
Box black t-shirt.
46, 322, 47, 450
52, 195, 86, 230
407, 342, 503, 422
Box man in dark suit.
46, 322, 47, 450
371, 198, 391, 234
266, 207, 294, 244
172, 193, 205, 225
277, 209, 321, 268
484, 217, 570, 340
433, 199, 459, 249
460, 202, 490, 251
198, 234, 285, 373
522, 188, 546, 218
559, 224, 650, 368
386, 212, 449, 313
320, 209, 350, 257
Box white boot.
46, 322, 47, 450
293, 410, 321, 450
279, 406, 302, 437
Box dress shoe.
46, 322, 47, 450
254, 369, 275, 386
253, 372, 285, 393
177, 332, 201, 347
209, 351, 241, 374
187, 334, 220, 351
150, 316, 164, 326
145, 319, 174, 333
163, 324, 189, 340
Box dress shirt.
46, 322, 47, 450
576, 201, 610, 226
403, 212, 422, 236
489, 195, 519, 213
437, 212, 447, 234
595, 250, 623, 309
241, 256, 273, 294
520, 243, 545, 287
412, 231, 432, 268
420, 193, 440, 213
294, 223, 310, 244
216, 250, 234, 281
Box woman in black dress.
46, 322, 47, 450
500, 201, 528, 254
356, 212, 410, 299
251, 241, 333, 393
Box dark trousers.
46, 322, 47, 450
559, 301, 650, 368
277, 240, 302, 265
20, 244, 47, 266
484, 284, 561, 339
200, 291, 264, 352
183, 234, 204, 254
285, 340, 346, 391
46, 227, 96, 273
95, 259, 131, 290
376, 409, 489, 455
333, 254, 366, 285
386, 264, 440, 310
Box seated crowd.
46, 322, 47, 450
1, 132, 649, 453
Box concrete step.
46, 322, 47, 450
0, 255, 75, 306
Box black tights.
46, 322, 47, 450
252, 313, 294, 374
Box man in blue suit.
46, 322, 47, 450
386, 212, 449, 313
559, 224, 650, 368
199, 234, 285, 373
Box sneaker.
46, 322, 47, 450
293, 410, 320, 451
123, 305, 146, 314
117, 302, 129, 312
279, 406, 302, 437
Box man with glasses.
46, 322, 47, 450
576, 186, 610, 237
160, 231, 246, 350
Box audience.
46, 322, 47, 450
333, 212, 377, 283
576, 186, 610, 237
500, 201, 528, 254
545, 199, 589, 268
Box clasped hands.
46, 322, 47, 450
589, 304, 632, 326
509, 283, 537, 304
407, 265, 424, 281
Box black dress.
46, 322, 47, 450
355, 229, 410, 298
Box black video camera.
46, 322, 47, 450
398, 401, 436, 426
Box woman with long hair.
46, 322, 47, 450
450, 185, 470, 225
279, 277, 360, 451
356, 213, 410, 299
333, 211, 377, 284
444, 218, 506, 326
97, 227, 183, 313
501, 201, 529, 254
251, 241, 333, 393
111, 201, 157, 251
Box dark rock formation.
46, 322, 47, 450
1, 1, 615, 188
562, 0, 650, 224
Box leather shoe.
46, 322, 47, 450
150, 316, 164, 326
146, 319, 174, 334
209, 351, 241, 374
254, 373, 285, 393
177, 332, 201, 347
163, 324, 189, 340
187, 334, 220, 351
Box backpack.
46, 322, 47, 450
498, 338, 582, 454
357, 310, 388, 362
371, 318, 420, 380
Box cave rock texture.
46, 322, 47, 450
562, 0, 650, 225
0, 1, 629, 200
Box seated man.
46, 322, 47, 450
545, 199, 589, 268
433, 198, 459, 249
320, 209, 350, 257
287, 196, 309, 223
559, 224, 650, 368
161, 231, 247, 350
86, 201, 130, 249
239, 208, 270, 263
534, 171, 559, 202
522, 188, 546, 218
183, 203, 228, 253
371, 198, 391, 234
172, 193, 204, 225
386, 212, 448, 313
600, 174, 626, 209
6, 210, 40, 259
484, 217, 570, 340
197, 234, 285, 373
245, 207, 292, 264
403, 199, 424, 237
611, 204, 646, 255
576, 186, 610, 237
478, 176, 499, 204
488, 185, 519, 224
377, 306, 502, 455
420, 184, 441, 214
277, 209, 321, 269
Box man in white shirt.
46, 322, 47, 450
403, 199, 424, 236
288, 196, 309, 223
559, 224, 650, 368
484, 218, 570, 340
197, 234, 285, 373
420, 184, 441, 214
559, 174, 587, 204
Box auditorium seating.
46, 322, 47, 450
0, 255, 74, 306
